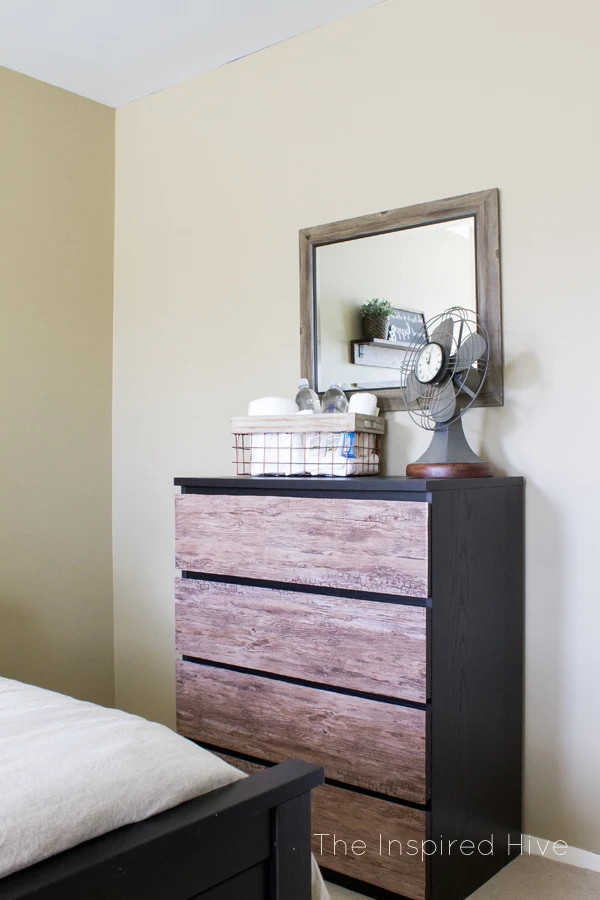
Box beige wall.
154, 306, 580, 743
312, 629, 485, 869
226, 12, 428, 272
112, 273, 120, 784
113, 0, 600, 851
0, 67, 115, 705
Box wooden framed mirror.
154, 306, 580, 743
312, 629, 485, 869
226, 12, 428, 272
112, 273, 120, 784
299, 189, 502, 412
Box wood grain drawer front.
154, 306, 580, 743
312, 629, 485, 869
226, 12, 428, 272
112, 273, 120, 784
176, 578, 428, 703
314, 784, 426, 900
215, 754, 426, 900
175, 494, 429, 598
177, 661, 427, 804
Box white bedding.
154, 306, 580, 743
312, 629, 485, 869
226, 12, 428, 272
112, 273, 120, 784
0, 676, 329, 899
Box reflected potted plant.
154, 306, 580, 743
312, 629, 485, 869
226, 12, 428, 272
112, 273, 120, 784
360, 298, 394, 341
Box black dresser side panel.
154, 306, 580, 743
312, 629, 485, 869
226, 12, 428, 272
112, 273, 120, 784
429, 484, 524, 900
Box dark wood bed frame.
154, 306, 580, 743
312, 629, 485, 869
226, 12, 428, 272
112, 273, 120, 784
0, 760, 323, 900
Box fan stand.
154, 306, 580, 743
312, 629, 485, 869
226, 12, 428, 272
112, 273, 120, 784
406, 416, 493, 479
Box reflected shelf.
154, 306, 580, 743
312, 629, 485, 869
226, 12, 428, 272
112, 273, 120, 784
351, 338, 410, 370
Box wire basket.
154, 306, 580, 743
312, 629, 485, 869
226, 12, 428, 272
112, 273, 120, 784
231, 413, 385, 477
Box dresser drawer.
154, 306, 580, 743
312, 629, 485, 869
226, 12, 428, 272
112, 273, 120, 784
177, 660, 428, 804
216, 752, 426, 900
176, 578, 428, 703
314, 784, 426, 899
175, 494, 429, 598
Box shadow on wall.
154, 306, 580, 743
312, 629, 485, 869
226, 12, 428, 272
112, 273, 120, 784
381, 413, 431, 476
0, 597, 85, 699
480, 350, 569, 841
518, 482, 566, 841
481, 351, 543, 476
0, 599, 37, 677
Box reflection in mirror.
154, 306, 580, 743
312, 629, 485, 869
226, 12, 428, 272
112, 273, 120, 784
315, 217, 476, 392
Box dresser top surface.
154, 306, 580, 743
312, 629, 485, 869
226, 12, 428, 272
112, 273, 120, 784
175, 475, 523, 493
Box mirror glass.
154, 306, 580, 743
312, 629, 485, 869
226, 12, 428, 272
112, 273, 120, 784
315, 217, 476, 392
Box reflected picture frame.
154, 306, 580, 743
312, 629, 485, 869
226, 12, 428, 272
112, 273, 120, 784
387, 308, 428, 347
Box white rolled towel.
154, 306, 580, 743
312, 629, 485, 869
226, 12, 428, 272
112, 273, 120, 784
348, 392, 379, 416
248, 397, 299, 416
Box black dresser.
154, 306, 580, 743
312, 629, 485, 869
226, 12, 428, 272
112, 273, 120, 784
174, 475, 524, 900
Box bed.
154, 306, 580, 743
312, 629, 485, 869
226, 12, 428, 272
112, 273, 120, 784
0, 677, 328, 900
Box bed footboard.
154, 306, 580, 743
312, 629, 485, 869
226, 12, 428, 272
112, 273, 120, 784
0, 759, 324, 900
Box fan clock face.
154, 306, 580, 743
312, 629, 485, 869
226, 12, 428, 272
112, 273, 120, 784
415, 342, 445, 384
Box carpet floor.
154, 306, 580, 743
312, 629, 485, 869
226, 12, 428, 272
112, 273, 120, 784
326, 855, 600, 899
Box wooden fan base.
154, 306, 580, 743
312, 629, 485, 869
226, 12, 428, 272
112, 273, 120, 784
406, 461, 494, 479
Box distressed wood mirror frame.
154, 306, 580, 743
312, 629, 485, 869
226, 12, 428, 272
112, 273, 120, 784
299, 189, 502, 412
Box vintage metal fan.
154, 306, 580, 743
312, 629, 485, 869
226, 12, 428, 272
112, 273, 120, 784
402, 307, 493, 478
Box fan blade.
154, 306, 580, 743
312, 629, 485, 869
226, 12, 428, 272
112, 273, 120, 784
454, 367, 482, 398
429, 317, 454, 356
454, 332, 487, 371
404, 369, 429, 402
429, 377, 457, 422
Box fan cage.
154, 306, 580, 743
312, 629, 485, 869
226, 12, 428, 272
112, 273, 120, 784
401, 307, 490, 431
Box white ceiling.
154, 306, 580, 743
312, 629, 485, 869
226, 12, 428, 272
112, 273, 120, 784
0, 0, 381, 107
